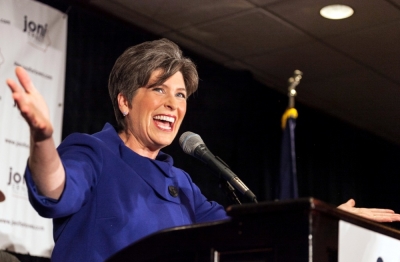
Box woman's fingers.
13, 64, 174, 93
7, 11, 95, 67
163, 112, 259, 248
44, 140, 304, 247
6, 78, 22, 100
6, 77, 27, 113
366, 208, 395, 214
338, 199, 400, 222
6, 66, 53, 141
15, 66, 35, 93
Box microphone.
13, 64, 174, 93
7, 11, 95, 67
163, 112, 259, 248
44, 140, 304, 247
179, 131, 257, 203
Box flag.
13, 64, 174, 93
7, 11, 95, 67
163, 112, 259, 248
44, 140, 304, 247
278, 108, 299, 200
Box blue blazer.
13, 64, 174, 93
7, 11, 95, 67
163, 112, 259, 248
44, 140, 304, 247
25, 123, 229, 261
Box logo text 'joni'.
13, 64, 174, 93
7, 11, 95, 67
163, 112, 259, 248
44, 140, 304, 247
23, 15, 47, 40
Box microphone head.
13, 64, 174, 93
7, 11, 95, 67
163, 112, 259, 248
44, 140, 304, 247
179, 131, 204, 156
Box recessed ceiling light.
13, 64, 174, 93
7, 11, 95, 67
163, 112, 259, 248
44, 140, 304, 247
320, 4, 354, 20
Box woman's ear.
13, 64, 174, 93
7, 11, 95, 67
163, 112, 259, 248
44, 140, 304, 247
117, 93, 129, 116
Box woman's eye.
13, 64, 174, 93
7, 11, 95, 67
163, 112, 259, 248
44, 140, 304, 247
176, 93, 186, 99
153, 87, 163, 93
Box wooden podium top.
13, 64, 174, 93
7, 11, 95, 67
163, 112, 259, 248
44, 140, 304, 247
227, 197, 400, 239
106, 198, 400, 262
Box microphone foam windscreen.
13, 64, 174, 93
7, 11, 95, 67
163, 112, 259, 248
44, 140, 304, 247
179, 131, 203, 155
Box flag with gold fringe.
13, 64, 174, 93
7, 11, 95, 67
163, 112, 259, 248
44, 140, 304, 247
278, 108, 298, 200
278, 70, 302, 200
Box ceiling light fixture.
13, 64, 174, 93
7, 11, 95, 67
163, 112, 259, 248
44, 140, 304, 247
320, 4, 354, 20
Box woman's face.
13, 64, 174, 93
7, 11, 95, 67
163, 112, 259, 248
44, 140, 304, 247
123, 69, 187, 152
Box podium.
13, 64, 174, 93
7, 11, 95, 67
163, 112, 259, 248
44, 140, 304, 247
106, 198, 400, 261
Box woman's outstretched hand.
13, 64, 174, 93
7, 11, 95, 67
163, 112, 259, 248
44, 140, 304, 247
6, 66, 53, 142
6, 66, 64, 199
338, 199, 400, 223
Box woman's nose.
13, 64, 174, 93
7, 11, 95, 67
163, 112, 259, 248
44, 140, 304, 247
164, 95, 178, 110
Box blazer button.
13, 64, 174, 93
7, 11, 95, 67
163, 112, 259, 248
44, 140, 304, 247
168, 185, 179, 197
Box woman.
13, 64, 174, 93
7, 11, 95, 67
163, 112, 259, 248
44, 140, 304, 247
6, 39, 400, 261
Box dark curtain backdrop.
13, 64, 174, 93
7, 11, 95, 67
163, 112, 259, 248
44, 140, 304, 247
37, 0, 400, 214
13, 0, 400, 260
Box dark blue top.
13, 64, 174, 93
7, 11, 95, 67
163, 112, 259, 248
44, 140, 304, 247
25, 123, 229, 261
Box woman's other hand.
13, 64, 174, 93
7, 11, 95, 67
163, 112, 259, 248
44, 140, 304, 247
338, 199, 400, 223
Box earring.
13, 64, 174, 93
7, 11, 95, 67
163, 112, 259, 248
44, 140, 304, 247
122, 111, 128, 117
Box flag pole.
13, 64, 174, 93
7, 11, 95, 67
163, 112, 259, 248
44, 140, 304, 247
287, 70, 303, 109
278, 70, 303, 200
282, 70, 302, 130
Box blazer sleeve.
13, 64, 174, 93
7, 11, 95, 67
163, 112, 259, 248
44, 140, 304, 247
25, 133, 104, 218
177, 168, 230, 223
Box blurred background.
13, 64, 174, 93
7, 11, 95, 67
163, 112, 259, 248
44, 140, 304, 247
35, 0, 400, 223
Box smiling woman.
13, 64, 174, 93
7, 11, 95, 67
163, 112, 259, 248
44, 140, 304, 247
6, 38, 400, 262
108, 39, 198, 133
116, 69, 187, 158
6, 38, 229, 262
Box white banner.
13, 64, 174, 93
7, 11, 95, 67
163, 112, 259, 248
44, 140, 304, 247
339, 220, 400, 262
0, 0, 67, 257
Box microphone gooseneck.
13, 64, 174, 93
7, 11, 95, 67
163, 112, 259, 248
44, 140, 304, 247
179, 131, 258, 203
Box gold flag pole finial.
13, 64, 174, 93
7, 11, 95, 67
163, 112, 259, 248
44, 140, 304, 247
288, 70, 303, 109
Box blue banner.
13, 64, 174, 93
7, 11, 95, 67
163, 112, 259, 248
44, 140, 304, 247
278, 108, 298, 200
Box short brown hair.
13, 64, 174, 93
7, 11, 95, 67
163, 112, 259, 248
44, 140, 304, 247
108, 38, 199, 131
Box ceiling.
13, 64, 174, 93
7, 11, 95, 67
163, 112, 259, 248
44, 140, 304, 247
78, 0, 400, 144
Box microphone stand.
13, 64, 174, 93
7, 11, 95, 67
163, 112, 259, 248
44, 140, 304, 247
219, 179, 242, 205
215, 156, 242, 205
